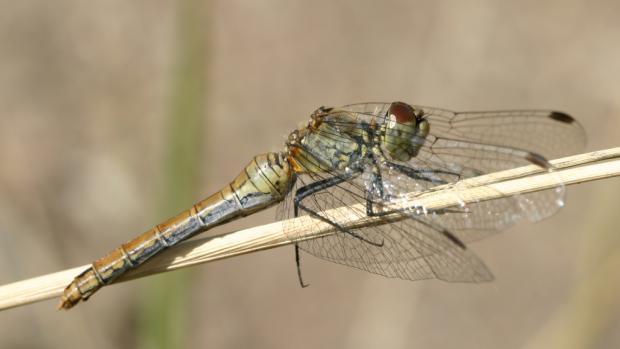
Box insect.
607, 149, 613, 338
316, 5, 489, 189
59, 102, 585, 309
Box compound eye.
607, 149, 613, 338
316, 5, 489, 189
388, 102, 415, 123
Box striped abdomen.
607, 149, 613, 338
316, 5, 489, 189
59, 152, 294, 309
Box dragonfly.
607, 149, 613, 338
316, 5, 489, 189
59, 101, 586, 309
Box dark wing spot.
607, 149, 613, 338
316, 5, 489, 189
441, 229, 466, 249
548, 111, 575, 124
526, 152, 552, 168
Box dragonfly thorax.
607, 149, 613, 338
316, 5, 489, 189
285, 110, 365, 174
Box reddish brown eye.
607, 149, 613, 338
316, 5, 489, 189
388, 102, 415, 123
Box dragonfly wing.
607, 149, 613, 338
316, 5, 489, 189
417, 107, 586, 161
373, 157, 525, 242
316, 105, 586, 241
277, 103, 587, 281
338, 103, 586, 161
279, 171, 493, 282
392, 107, 586, 233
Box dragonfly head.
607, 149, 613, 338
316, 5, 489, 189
381, 102, 429, 162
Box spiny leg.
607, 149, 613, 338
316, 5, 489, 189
293, 171, 385, 287
293, 174, 355, 287
386, 162, 460, 184
365, 167, 466, 249
294, 172, 384, 246
298, 201, 385, 246
293, 173, 357, 216
366, 163, 466, 217
365, 164, 447, 216
294, 244, 309, 288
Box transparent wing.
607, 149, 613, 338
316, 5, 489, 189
278, 102, 586, 281
340, 103, 586, 232
339, 102, 585, 164
279, 169, 494, 282
340, 102, 586, 161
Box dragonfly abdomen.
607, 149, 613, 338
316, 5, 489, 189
59, 152, 294, 309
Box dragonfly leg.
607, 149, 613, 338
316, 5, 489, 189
365, 162, 386, 216
294, 244, 309, 288
293, 173, 355, 216
366, 163, 468, 217
294, 172, 384, 245
293, 173, 356, 288
364, 170, 467, 250
293, 173, 380, 287
387, 162, 459, 184
390, 163, 476, 214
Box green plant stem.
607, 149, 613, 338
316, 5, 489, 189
137, 1, 208, 348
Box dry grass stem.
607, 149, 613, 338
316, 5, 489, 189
1, 147, 619, 311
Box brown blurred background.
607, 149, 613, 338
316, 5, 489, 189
1, 1, 620, 348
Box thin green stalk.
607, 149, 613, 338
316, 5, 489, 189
137, 1, 208, 348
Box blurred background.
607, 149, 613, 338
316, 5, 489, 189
1, 1, 619, 348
